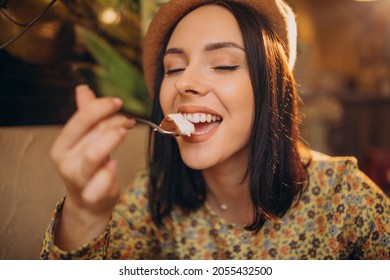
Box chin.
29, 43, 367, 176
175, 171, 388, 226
178, 145, 217, 170
180, 154, 215, 170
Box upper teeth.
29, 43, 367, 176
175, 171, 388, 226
181, 113, 222, 124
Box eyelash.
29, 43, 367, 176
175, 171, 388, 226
165, 68, 185, 75
165, 65, 239, 75
213, 65, 239, 71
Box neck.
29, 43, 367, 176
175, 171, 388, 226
202, 152, 253, 224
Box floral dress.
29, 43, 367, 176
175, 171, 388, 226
40, 150, 390, 259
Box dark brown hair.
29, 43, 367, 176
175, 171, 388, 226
147, 0, 307, 232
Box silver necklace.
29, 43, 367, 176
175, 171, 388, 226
208, 191, 228, 211
219, 203, 228, 211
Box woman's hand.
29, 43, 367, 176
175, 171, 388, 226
51, 85, 135, 250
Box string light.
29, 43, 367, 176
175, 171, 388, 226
99, 7, 121, 25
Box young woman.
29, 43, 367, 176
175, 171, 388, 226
41, 0, 390, 259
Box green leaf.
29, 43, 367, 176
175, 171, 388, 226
77, 66, 149, 116
75, 25, 152, 117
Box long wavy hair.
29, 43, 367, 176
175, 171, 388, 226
147, 0, 307, 232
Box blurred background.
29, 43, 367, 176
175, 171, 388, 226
0, 0, 389, 259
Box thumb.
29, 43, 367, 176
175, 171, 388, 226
75, 84, 96, 109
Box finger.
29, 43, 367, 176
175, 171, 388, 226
81, 159, 120, 212
76, 127, 128, 183
75, 84, 96, 109
53, 97, 123, 157
94, 114, 136, 133
73, 114, 135, 154
74, 113, 135, 160
53, 114, 134, 189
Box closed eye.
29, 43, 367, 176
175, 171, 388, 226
213, 65, 239, 71
165, 68, 185, 75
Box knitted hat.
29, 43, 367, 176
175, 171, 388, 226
142, 0, 297, 96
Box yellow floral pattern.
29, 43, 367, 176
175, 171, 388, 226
41, 150, 390, 259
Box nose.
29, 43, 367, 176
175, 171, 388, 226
174, 65, 208, 96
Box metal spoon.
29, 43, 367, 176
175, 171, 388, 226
134, 117, 178, 136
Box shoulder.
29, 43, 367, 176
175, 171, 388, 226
119, 169, 150, 209
112, 169, 151, 224
303, 148, 389, 211
295, 148, 390, 259
111, 168, 156, 232
304, 149, 366, 190
306, 148, 390, 216
306, 149, 359, 183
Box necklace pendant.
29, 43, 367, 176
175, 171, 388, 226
220, 204, 228, 211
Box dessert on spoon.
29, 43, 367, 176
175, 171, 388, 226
135, 113, 195, 137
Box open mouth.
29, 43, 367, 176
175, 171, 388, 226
181, 113, 222, 136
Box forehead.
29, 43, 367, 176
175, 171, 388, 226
167, 4, 243, 47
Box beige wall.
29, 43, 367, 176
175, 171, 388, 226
0, 125, 148, 260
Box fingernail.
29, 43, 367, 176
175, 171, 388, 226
129, 118, 136, 127
118, 127, 127, 135
107, 159, 118, 170
76, 84, 90, 91
113, 98, 123, 108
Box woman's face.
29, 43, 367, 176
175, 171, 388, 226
160, 4, 254, 171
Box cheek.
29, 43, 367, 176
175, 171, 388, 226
223, 81, 255, 144
222, 78, 255, 121
159, 81, 174, 116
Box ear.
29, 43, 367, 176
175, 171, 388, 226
75, 84, 96, 109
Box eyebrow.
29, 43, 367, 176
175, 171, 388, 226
205, 41, 244, 52
164, 41, 245, 56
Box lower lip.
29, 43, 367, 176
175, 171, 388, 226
182, 121, 221, 143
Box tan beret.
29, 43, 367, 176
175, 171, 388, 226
142, 0, 297, 96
